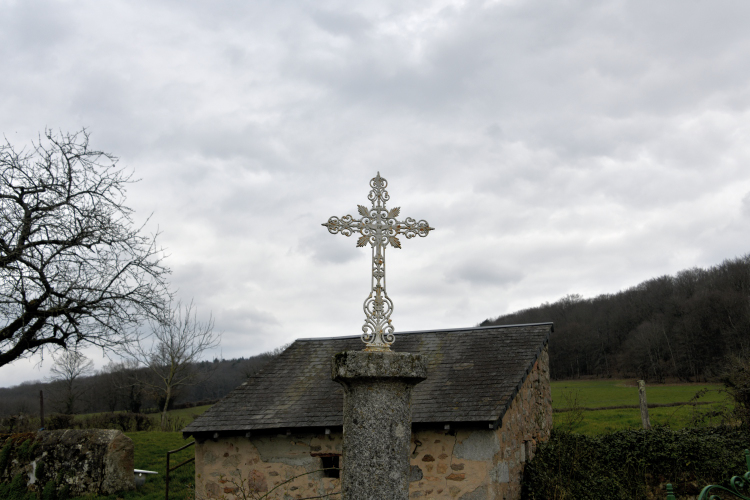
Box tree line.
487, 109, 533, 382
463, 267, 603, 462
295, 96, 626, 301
482, 254, 750, 381
0, 348, 282, 418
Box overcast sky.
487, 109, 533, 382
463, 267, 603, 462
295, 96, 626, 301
2, 0, 750, 387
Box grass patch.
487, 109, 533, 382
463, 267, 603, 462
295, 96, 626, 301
146, 405, 213, 432
551, 379, 726, 408
74, 404, 212, 422
560, 403, 730, 434
164, 405, 212, 421
551, 379, 731, 434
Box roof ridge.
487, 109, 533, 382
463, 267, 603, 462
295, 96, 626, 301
296, 322, 553, 342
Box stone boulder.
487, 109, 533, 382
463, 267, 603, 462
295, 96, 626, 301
0, 429, 135, 496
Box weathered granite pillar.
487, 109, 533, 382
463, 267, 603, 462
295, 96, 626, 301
332, 350, 427, 500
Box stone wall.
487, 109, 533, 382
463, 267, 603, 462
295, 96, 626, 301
408, 346, 553, 499
195, 346, 552, 500
0, 429, 135, 496
196, 432, 343, 499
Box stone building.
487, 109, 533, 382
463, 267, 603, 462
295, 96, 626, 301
184, 322, 553, 500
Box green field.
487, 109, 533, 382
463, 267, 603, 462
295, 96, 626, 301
166, 405, 212, 421
154, 405, 213, 431
551, 379, 731, 434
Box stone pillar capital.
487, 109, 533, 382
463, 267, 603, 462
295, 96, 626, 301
331, 350, 427, 382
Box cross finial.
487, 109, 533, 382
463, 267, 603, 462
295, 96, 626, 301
323, 173, 434, 351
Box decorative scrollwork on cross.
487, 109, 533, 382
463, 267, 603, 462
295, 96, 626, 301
323, 173, 434, 351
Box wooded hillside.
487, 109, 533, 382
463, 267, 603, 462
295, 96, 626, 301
482, 254, 750, 381
0, 351, 280, 417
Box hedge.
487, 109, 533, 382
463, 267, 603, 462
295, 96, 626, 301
522, 426, 750, 499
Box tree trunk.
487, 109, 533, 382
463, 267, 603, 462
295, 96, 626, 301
161, 386, 171, 431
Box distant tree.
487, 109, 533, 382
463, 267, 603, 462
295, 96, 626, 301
241, 343, 290, 379
91, 359, 147, 413
127, 300, 219, 430
49, 349, 94, 414
93, 361, 130, 412
0, 129, 171, 367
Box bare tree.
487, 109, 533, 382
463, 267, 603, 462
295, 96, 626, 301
128, 300, 219, 430
110, 359, 148, 413
49, 349, 94, 414
0, 129, 171, 367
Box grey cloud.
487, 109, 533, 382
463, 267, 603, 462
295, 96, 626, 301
299, 230, 362, 265
309, 9, 372, 38
742, 192, 750, 218
445, 260, 524, 288
0, 0, 71, 55
219, 306, 280, 331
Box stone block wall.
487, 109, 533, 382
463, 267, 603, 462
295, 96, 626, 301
195, 346, 552, 500
196, 432, 343, 499
0, 429, 135, 496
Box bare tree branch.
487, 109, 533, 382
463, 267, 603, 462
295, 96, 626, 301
0, 129, 171, 367
126, 299, 219, 430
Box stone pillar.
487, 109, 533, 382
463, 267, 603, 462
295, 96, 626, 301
332, 350, 427, 500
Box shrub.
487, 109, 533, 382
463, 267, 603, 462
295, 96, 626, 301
522, 426, 750, 499
45, 414, 74, 431
41, 480, 56, 500
77, 412, 154, 432
16, 439, 30, 462
58, 482, 70, 500
162, 415, 189, 432
0, 440, 12, 474
0, 472, 32, 500
0, 415, 38, 434
35, 460, 46, 486
52, 472, 70, 500
723, 354, 750, 428
1, 416, 17, 434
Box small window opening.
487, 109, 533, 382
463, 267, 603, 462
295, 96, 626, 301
321, 455, 340, 478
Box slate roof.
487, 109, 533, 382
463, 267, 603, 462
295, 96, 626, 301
183, 323, 552, 436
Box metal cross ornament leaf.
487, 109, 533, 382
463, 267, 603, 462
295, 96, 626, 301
322, 172, 434, 351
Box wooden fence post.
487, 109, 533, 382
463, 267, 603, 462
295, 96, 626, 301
638, 380, 652, 430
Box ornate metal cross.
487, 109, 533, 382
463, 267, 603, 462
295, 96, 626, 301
323, 173, 434, 351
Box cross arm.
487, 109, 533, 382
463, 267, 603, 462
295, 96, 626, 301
322, 215, 364, 237
393, 217, 434, 239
